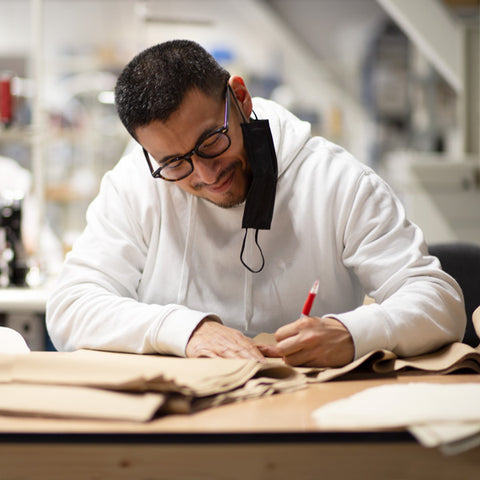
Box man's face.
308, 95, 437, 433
136, 88, 252, 208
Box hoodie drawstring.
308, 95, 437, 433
177, 195, 196, 305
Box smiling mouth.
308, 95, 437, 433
191, 160, 252, 208
207, 170, 235, 194
194, 164, 237, 194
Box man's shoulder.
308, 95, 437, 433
299, 136, 373, 183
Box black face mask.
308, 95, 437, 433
239, 116, 278, 273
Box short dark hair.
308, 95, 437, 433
114, 39, 230, 138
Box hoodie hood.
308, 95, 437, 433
251, 97, 312, 177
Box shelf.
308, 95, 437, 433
0, 286, 51, 313
45, 184, 95, 203
0, 126, 36, 143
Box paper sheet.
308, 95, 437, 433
409, 422, 480, 453
0, 327, 30, 354
312, 382, 480, 451
312, 383, 480, 428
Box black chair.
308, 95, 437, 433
428, 242, 480, 347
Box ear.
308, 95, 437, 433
228, 75, 253, 119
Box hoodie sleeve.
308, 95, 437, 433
46, 158, 213, 356
331, 167, 466, 359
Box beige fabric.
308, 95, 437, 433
0, 383, 165, 422
0, 349, 304, 396
0, 350, 307, 420
255, 330, 480, 383
0, 313, 478, 423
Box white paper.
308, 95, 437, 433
0, 327, 30, 353
409, 422, 480, 451
312, 383, 480, 429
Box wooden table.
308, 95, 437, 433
0, 373, 478, 480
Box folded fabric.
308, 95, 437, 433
192, 364, 308, 411
0, 317, 479, 423
0, 349, 301, 396
254, 333, 480, 383
0, 383, 165, 422
0, 350, 307, 420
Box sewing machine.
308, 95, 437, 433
0, 194, 28, 287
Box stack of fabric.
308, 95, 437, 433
0, 310, 478, 427
0, 350, 306, 421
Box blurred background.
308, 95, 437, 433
1, 0, 479, 252
0, 0, 478, 347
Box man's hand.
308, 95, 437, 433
186, 317, 265, 361
270, 316, 354, 367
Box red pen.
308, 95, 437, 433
301, 280, 319, 316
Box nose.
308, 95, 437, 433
191, 155, 222, 184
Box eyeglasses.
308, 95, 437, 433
143, 86, 231, 182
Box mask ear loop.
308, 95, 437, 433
228, 84, 257, 123
229, 84, 265, 273
240, 229, 265, 273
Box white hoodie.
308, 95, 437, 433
46, 98, 466, 359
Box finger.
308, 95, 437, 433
221, 348, 263, 360
229, 336, 266, 361
275, 334, 304, 357
283, 348, 313, 367
274, 317, 307, 342
188, 349, 222, 359
187, 321, 265, 360
216, 339, 265, 361
244, 344, 266, 361
256, 343, 282, 358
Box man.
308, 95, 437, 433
46, 40, 465, 367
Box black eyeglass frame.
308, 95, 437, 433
142, 85, 231, 182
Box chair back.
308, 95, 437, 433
429, 242, 480, 347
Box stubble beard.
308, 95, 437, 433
195, 161, 252, 209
